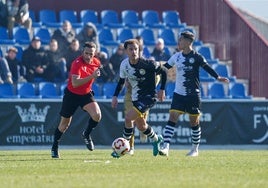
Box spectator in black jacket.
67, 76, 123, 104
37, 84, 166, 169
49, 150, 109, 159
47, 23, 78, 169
22, 36, 47, 82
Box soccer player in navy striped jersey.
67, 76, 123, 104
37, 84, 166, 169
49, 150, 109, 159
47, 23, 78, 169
159, 31, 229, 157
111, 39, 167, 157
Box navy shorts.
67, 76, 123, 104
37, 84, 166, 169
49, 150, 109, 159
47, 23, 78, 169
132, 95, 157, 114
60, 88, 96, 118
170, 93, 201, 115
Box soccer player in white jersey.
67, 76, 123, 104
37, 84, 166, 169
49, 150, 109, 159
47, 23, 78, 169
111, 39, 167, 158
159, 31, 229, 157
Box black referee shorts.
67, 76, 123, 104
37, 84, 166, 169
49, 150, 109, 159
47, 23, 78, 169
60, 88, 96, 118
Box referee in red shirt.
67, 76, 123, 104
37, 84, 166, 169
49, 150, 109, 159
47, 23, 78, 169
51, 42, 102, 158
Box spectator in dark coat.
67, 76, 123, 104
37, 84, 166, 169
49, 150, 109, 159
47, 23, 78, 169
76, 22, 100, 52
51, 20, 76, 56
21, 36, 47, 82
5, 46, 26, 83
151, 38, 171, 61
64, 38, 81, 74
96, 51, 115, 83
44, 39, 67, 82
109, 43, 127, 78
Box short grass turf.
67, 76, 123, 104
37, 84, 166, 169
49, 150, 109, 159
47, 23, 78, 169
0, 149, 267, 188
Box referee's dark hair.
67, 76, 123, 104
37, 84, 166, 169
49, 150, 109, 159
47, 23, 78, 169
83, 41, 96, 49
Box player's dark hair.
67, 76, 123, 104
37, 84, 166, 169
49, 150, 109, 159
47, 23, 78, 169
181, 31, 195, 42
124, 39, 141, 50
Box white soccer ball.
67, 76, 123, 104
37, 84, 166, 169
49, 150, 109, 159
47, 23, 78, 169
112, 137, 130, 156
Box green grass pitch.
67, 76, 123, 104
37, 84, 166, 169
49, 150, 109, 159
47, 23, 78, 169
0, 149, 267, 188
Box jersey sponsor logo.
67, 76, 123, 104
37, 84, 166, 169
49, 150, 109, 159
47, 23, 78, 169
139, 69, 146, 75
189, 57, 195, 64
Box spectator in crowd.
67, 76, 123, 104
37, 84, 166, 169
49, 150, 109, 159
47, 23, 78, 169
96, 51, 115, 83
7, 0, 32, 38
0, 0, 8, 28
151, 38, 171, 61
21, 36, 47, 82
5, 46, 26, 83
64, 38, 81, 74
0, 55, 13, 84
109, 43, 127, 78
77, 22, 100, 52
44, 39, 67, 82
51, 20, 76, 56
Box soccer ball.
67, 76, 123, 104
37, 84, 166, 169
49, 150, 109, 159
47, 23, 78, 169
112, 137, 130, 156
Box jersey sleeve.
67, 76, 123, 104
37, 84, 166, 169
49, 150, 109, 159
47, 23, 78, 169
70, 61, 80, 76
167, 52, 179, 67
119, 58, 127, 78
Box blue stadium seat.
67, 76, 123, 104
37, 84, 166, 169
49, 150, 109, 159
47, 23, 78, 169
100, 46, 110, 58
207, 82, 230, 99
39, 9, 62, 28
228, 82, 252, 99
60, 83, 67, 96
197, 46, 214, 60
102, 82, 125, 99
141, 10, 165, 29
13, 27, 31, 45
193, 40, 204, 48
199, 68, 216, 82
137, 28, 156, 46
59, 10, 83, 28
92, 83, 103, 99
39, 82, 61, 98
162, 10, 186, 29
80, 10, 102, 29
158, 28, 177, 46
102, 82, 117, 99
29, 10, 42, 27
33, 28, 51, 44
98, 29, 119, 46
101, 10, 124, 28
0, 83, 19, 98
17, 82, 41, 98
0, 27, 16, 45
117, 28, 134, 43
121, 10, 143, 28
142, 46, 151, 58
213, 64, 236, 82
